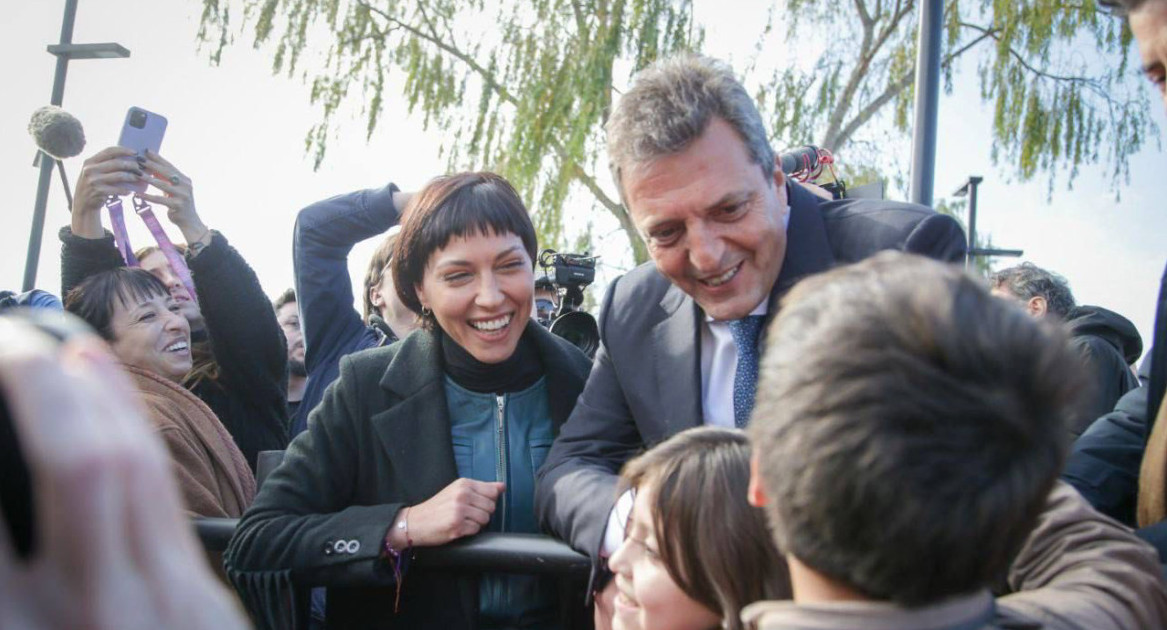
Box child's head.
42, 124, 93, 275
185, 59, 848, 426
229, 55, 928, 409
610, 427, 790, 630
748, 252, 1083, 605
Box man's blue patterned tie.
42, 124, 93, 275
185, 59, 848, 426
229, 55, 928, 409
728, 315, 765, 428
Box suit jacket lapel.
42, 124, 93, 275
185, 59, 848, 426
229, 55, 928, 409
765, 183, 837, 330
370, 330, 458, 503
652, 282, 703, 437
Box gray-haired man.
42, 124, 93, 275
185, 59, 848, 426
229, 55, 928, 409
534, 51, 965, 603
534, 53, 1167, 629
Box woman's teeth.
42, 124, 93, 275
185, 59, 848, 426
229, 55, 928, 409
165, 341, 189, 352
470, 315, 512, 332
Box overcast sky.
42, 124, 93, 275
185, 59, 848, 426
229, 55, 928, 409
4, 1, 1164, 363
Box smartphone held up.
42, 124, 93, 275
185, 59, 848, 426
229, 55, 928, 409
116, 106, 167, 194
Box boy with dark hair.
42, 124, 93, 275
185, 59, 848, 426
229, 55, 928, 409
745, 252, 1167, 629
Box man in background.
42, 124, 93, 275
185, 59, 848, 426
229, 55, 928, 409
991, 262, 1141, 434
273, 288, 307, 421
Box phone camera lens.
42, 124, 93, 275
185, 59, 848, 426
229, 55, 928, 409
129, 110, 147, 129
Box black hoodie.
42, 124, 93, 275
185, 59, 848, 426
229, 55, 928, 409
1065, 305, 1143, 437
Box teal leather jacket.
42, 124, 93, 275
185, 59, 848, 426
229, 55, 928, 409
446, 376, 557, 628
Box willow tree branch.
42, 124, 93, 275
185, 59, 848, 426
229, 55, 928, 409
825, 25, 997, 150
358, 0, 634, 256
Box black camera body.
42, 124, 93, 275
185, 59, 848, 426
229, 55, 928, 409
538, 250, 600, 358
546, 252, 596, 292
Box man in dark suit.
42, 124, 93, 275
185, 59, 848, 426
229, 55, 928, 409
534, 54, 966, 581
538, 52, 1167, 630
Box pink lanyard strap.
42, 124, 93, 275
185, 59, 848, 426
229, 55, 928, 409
105, 196, 138, 266
104, 195, 199, 306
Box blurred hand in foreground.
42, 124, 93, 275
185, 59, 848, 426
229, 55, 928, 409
0, 314, 250, 630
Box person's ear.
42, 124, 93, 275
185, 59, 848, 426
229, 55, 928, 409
369, 284, 384, 309
415, 283, 429, 312
748, 453, 769, 508
1026, 296, 1048, 318
771, 159, 787, 191
771, 161, 789, 222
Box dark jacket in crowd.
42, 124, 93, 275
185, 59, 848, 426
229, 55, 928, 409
225, 322, 591, 630
1065, 305, 1142, 437
59, 227, 289, 471
1064, 361, 1151, 526
1064, 262, 1167, 554
290, 182, 401, 437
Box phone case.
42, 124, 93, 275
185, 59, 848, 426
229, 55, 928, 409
117, 107, 167, 193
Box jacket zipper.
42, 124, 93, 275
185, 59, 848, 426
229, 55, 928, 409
496, 394, 508, 531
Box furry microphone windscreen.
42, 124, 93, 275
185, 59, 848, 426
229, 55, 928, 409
28, 106, 86, 160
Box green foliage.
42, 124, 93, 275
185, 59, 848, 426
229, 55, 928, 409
197, 0, 1152, 265
198, 0, 704, 264
761, 0, 1153, 196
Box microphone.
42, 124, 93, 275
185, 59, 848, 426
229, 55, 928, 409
27, 106, 86, 211
778, 145, 822, 175
28, 106, 85, 160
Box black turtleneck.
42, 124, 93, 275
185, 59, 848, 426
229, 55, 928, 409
441, 326, 543, 394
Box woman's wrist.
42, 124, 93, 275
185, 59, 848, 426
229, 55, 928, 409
180, 222, 213, 255
70, 210, 105, 239
384, 506, 412, 552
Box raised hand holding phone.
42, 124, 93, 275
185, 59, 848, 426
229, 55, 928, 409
136, 151, 209, 248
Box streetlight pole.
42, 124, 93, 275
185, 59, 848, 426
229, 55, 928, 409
965, 175, 982, 260
952, 175, 1023, 267
909, 0, 943, 207
23, 0, 129, 291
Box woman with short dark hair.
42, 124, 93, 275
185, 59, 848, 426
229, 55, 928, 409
226, 172, 592, 629
65, 267, 255, 519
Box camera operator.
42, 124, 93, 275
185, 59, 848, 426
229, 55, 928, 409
538, 250, 601, 358
534, 276, 559, 326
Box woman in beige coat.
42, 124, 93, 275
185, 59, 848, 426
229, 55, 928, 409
65, 267, 254, 518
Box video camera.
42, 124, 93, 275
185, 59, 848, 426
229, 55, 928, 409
538, 249, 600, 358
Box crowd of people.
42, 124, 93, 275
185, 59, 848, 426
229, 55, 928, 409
2, 0, 1167, 628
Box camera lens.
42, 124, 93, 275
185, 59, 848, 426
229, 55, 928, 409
549, 311, 599, 359
129, 110, 148, 129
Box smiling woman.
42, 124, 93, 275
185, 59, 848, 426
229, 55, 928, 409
64, 268, 256, 520
224, 172, 594, 629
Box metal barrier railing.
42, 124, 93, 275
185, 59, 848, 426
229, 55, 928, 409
194, 518, 592, 576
